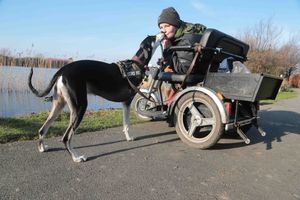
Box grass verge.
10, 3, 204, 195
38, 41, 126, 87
260, 90, 298, 104
0, 109, 145, 144
0, 90, 298, 144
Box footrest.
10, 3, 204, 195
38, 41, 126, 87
236, 127, 250, 144
253, 122, 267, 136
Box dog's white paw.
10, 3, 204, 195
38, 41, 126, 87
126, 136, 135, 141
73, 155, 87, 163
123, 130, 134, 141
38, 143, 48, 153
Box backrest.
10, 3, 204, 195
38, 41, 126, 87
196, 28, 249, 74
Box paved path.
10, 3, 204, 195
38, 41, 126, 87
1, 89, 300, 200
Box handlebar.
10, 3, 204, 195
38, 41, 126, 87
168, 45, 194, 51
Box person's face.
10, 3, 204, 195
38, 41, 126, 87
159, 23, 177, 40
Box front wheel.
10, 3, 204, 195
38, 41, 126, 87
131, 93, 158, 121
175, 92, 224, 149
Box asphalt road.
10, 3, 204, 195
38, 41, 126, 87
1, 89, 300, 200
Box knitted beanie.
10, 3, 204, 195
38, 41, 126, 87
157, 7, 181, 28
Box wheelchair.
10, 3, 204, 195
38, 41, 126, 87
132, 28, 282, 149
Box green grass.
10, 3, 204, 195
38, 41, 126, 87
0, 90, 298, 144
0, 109, 145, 144
260, 90, 298, 104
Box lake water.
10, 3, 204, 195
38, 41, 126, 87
0, 66, 121, 117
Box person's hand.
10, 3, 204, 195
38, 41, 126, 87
164, 65, 173, 72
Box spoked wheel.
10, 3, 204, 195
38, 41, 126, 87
175, 92, 224, 149
131, 93, 158, 121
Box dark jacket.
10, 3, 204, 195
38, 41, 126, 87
167, 21, 206, 74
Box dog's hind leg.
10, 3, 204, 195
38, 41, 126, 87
62, 89, 88, 162
122, 101, 134, 141
38, 87, 65, 152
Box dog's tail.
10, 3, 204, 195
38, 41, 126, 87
28, 67, 61, 97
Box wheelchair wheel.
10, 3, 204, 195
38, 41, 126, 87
131, 93, 157, 121
175, 92, 224, 149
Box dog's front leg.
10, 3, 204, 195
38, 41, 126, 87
122, 102, 134, 141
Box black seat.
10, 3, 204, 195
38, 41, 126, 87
197, 28, 249, 74
159, 28, 250, 84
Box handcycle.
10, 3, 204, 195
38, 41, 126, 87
132, 28, 283, 148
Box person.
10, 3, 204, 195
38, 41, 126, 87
157, 7, 207, 105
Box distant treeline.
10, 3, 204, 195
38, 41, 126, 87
0, 54, 73, 68
237, 19, 300, 76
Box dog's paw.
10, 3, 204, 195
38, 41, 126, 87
73, 155, 87, 163
126, 136, 135, 141
38, 144, 48, 153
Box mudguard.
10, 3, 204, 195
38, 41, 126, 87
168, 86, 228, 124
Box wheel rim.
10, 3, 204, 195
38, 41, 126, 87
177, 97, 217, 143
136, 97, 156, 112
134, 95, 157, 119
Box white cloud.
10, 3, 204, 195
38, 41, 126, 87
190, 0, 215, 17
191, 0, 206, 12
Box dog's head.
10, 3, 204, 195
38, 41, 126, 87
133, 33, 164, 67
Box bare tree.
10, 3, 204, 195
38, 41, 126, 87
237, 18, 300, 75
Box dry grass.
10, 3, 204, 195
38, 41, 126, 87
0, 48, 72, 68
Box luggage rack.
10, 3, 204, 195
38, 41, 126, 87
205, 73, 282, 144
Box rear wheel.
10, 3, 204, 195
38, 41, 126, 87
175, 92, 224, 149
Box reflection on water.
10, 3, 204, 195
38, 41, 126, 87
0, 66, 121, 117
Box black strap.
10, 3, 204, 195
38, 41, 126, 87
125, 75, 156, 103
117, 61, 156, 103
180, 44, 202, 88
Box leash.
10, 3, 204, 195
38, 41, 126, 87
117, 61, 156, 103
126, 76, 156, 103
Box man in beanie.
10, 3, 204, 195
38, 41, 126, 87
158, 7, 206, 105
157, 7, 182, 39
158, 7, 206, 69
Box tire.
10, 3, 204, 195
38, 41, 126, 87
175, 92, 224, 149
131, 93, 158, 121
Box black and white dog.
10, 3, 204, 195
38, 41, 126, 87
28, 33, 164, 162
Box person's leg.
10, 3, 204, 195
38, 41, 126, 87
163, 82, 178, 107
